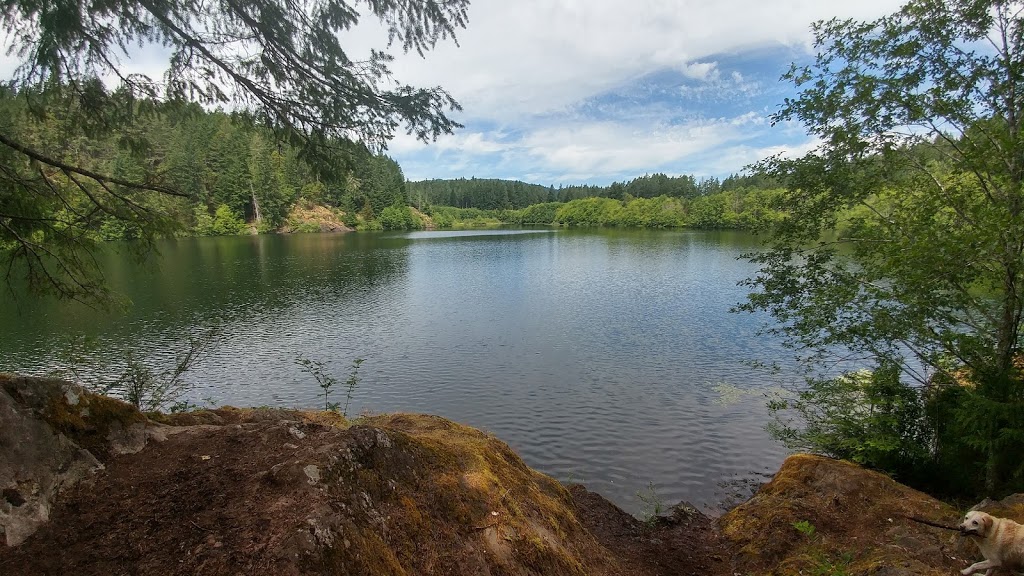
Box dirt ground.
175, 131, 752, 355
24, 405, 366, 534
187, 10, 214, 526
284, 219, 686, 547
0, 407, 732, 576
0, 379, 996, 576
567, 485, 727, 576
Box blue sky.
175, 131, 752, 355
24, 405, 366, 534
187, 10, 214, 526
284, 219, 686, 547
0, 0, 908, 186
376, 0, 907, 186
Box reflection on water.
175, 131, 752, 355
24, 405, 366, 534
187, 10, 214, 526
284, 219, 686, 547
0, 228, 793, 514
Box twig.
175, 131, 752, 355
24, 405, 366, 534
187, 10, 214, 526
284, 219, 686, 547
190, 520, 214, 532
904, 515, 960, 532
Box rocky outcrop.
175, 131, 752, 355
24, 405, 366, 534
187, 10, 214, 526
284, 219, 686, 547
0, 374, 160, 546
970, 492, 1024, 522
720, 454, 967, 575
279, 201, 352, 233
0, 378, 629, 575
0, 377, 102, 546
5, 374, 1021, 575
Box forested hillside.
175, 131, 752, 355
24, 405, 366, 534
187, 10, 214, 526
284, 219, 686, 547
413, 173, 785, 230
0, 88, 409, 239
408, 172, 776, 209
1, 82, 786, 244
407, 178, 554, 209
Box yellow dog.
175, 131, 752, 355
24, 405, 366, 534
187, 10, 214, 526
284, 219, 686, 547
960, 510, 1024, 575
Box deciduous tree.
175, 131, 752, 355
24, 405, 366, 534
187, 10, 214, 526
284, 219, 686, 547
744, 0, 1024, 494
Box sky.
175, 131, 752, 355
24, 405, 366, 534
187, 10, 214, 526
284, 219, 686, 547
354, 0, 909, 185
1, 0, 908, 186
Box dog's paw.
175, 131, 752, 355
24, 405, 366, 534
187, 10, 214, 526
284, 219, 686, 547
960, 569, 972, 576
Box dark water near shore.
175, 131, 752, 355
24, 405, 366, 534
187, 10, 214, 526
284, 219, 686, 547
0, 228, 795, 514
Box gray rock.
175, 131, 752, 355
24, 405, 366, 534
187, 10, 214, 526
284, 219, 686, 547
106, 421, 149, 455
0, 382, 103, 546
304, 465, 321, 485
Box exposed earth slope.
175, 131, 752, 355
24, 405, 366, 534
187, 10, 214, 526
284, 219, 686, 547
0, 375, 1011, 575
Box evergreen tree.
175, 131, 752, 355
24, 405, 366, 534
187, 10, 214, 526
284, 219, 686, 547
0, 0, 469, 304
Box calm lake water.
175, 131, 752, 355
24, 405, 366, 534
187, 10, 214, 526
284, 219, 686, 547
0, 228, 794, 514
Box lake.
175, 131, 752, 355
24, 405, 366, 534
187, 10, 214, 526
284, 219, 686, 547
0, 228, 794, 514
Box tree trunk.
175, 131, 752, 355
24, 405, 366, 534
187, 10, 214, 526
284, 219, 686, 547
251, 182, 263, 224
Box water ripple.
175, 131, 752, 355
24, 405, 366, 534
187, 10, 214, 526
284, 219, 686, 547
0, 229, 795, 515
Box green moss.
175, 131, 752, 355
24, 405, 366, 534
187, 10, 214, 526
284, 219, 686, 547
284, 413, 614, 575
42, 387, 145, 458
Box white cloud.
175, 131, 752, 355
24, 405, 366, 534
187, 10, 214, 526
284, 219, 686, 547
397, 109, 779, 183
679, 61, 718, 81
691, 137, 823, 178
363, 0, 908, 182
390, 129, 508, 156
1, 0, 907, 183
378, 0, 906, 120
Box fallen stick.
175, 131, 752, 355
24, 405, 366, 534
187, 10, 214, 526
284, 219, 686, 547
903, 515, 960, 532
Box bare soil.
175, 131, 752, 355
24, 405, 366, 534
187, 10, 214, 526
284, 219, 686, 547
1, 409, 729, 576
567, 485, 727, 576
0, 384, 1002, 576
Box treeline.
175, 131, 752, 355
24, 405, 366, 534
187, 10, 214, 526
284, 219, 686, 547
408, 172, 777, 210
3, 84, 784, 238
422, 187, 785, 230
407, 178, 553, 210
0, 87, 410, 239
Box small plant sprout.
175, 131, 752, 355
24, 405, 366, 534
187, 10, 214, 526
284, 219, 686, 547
296, 355, 340, 412
342, 358, 364, 418
56, 327, 220, 412
793, 520, 816, 538
297, 356, 365, 417
637, 481, 665, 526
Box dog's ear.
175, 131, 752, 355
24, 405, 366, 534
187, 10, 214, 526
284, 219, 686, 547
981, 514, 994, 536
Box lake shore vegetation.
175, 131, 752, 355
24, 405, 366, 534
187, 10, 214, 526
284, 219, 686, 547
744, 0, 1024, 501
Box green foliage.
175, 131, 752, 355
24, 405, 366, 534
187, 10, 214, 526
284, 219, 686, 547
0, 0, 468, 304
289, 222, 323, 234
745, 0, 1024, 497
377, 204, 423, 231
792, 520, 816, 539
768, 363, 930, 483
792, 521, 853, 576
408, 177, 553, 210
925, 376, 1024, 498
636, 482, 665, 527
358, 218, 385, 232
517, 191, 784, 229
427, 206, 504, 228
192, 205, 216, 236
408, 173, 772, 212
56, 329, 219, 412
296, 355, 364, 417
209, 204, 247, 236
619, 196, 686, 228
342, 358, 365, 418
771, 361, 1024, 498
553, 197, 624, 226
353, 156, 408, 218
510, 202, 563, 225
296, 356, 340, 412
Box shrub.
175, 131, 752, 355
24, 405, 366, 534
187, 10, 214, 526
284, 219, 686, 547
770, 360, 1024, 499
377, 205, 408, 230
194, 204, 248, 236
377, 205, 423, 230
56, 329, 219, 412
193, 206, 216, 236
515, 202, 562, 225
553, 197, 622, 226
768, 362, 930, 483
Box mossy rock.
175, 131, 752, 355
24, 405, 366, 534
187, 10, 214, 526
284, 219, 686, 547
0, 374, 146, 460
719, 454, 964, 575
